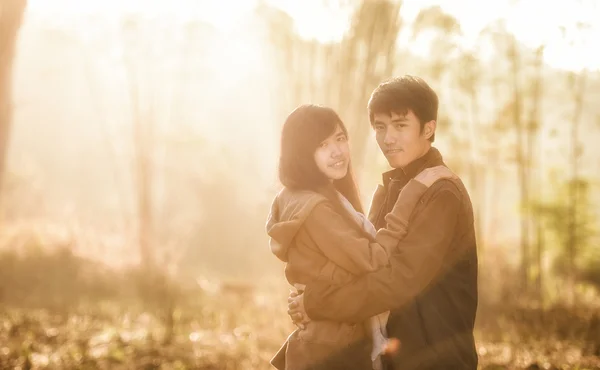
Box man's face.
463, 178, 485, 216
373, 110, 435, 169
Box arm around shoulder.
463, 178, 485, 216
376, 179, 428, 251
305, 185, 461, 322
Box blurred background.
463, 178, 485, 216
0, 0, 599, 369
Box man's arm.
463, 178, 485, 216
304, 183, 461, 323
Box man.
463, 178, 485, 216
288, 75, 479, 369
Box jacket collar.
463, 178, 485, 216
381, 147, 444, 187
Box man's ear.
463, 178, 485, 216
423, 120, 436, 140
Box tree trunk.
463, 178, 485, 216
124, 54, 154, 269
509, 37, 530, 292
345, 1, 401, 173
269, 0, 401, 177
0, 0, 27, 199
466, 85, 483, 250
566, 69, 587, 305
527, 46, 544, 302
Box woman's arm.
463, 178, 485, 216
377, 166, 457, 252
303, 202, 389, 275
303, 183, 462, 323
376, 179, 427, 252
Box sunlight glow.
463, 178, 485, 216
26, 0, 600, 72
27, 0, 257, 29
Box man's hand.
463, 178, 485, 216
288, 289, 310, 330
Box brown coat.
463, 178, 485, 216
303, 148, 479, 370
266, 180, 428, 370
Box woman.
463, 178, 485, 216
266, 104, 455, 370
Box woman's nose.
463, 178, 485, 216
331, 144, 342, 157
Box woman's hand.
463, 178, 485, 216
288, 284, 310, 330
414, 165, 457, 188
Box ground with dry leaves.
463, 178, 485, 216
0, 248, 598, 369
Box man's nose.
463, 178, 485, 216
383, 129, 395, 145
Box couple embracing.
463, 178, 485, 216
267, 75, 478, 370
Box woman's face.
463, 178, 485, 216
313, 125, 350, 181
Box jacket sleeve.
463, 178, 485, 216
304, 184, 461, 323
376, 179, 428, 253
303, 202, 389, 275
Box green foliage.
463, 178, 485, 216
532, 178, 599, 283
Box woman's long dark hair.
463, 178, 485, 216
278, 104, 364, 215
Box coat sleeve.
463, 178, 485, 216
376, 179, 428, 253
303, 202, 389, 275
304, 184, 461, 323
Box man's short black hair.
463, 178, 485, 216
368, 75, 439, 142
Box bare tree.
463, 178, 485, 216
410, 5, 462, 82
337, 0, 402, 171
527, 46, 545, 301
566, 68, 587, 305
0, 0, 27, 199
121, 18, 155, 269
480, 20, 539, 292
559, 18, 591, 305
505, 34, 533, 292
453, 51, 486, 249
120, 17, 186, 344
262, 0, 402, 173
